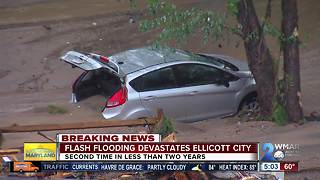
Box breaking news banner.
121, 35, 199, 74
58, 142, 258, 161
10, 162, 258, 172
57, 134, 161, 142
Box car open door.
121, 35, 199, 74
61, 51, 105, 71
60, 51, 122, 102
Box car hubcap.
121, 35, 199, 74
239, 98, 260, 119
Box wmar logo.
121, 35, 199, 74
261, 143, 276, 161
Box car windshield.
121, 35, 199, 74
195, 54, 239, 71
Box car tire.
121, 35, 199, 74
238, 95, 260, 119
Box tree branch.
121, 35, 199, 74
258, 0, 272, 60
262, 0, 272, 28
224, 25, 245, 38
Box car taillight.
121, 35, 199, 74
99, 56, 109, 63
106, 86, 127, 108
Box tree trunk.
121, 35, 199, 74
236, 0, 276, 118
281, 0, 303, 122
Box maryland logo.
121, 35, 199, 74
24, 143, 56, 161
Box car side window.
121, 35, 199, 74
130, 67, 177, 92
173, 64, 236, 87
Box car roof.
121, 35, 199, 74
108, 46, 193, 75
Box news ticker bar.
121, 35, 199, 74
10, 161, 298, 172
11, 162, 258, 172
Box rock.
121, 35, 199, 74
211, 172, 237, 179
120, 174, 132, 178
129, 17, 135, 23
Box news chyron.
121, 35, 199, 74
12, 134, 292, 176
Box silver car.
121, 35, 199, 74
61, 47, 257, 122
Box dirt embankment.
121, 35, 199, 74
0, 0, 319, 178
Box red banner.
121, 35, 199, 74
59, 143, 257, 153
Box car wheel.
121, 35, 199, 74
19, 169, 23, 173
238, 96, 260, 119
34, 169, 38, 173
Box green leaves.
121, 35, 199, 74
263, 20, 281, 39
140, 1, 230, 45
47, 105, 68, 114
272, 102, 287, 126
154, 116, 176, 138
227, 0, 239, 15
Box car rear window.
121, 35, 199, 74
129, 67, 177, 92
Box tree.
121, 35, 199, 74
136, 0, 303, 123
236, 0, 275, 118
281, 0, 303, 122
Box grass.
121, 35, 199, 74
47, 105, 68, 114
154, 116, 176, 138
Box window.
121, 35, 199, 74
197, 54, 239, 71
173, 64, 237, 87
130, 67, 177, 92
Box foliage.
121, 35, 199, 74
129, 0, 137, 8
263, 21, 282, 41
154, 116, 175, 138
227, 0, 238, 15
47, 105, 68, 114
272, 79, 287, 125
139, 0, 232, 45
272, 102, 287, 125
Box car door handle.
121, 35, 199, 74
188, 91, 199, 95
143, 96, 156, 101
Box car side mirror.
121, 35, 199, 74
221, 81, 230, 88
223, 81, 230, 88
216, 79, 230, 88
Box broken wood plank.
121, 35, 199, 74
151, 109, 164, 133
0, 149, 20, 155
162, 133, 177, 142
37, 131, 56, 142
0, 109, 163, 133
